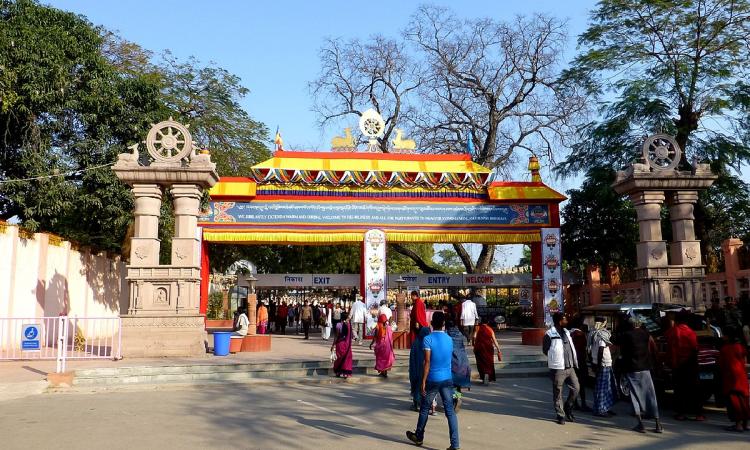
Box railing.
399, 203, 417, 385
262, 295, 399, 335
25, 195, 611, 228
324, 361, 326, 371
0, 316, 121, 372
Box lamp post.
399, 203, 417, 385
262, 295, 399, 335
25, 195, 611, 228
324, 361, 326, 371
395, 276, 408, 330
246, 274, 258, 335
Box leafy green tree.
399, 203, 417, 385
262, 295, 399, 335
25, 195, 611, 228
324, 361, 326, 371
0, 0, 163, 250
560, 169, 639, 280
559, 0, 750, 265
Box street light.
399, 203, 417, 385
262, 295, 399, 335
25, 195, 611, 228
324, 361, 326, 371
247, 274, 257, 294
396, 276, 406, 293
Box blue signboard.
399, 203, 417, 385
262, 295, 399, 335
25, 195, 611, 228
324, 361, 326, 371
202, 201, 550, 227
21, 324, 41, 351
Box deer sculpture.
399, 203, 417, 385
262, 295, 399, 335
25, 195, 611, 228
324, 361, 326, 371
392, 129, 416, 151
331, 128, 355, 149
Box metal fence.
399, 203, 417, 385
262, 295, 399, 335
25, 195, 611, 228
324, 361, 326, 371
0, 316, 121, 372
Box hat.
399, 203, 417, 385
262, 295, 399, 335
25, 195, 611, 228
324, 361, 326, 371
594, 316, 606, 323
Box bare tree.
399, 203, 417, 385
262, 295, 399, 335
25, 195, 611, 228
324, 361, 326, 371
406, 6, 586, 170
309, 6, 587, 273
310, 36, 422, 152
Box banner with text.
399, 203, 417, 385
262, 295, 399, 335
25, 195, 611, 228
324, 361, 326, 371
541, 228, 562, 325
363, 229, 387, 308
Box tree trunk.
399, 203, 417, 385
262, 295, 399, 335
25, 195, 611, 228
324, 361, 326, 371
390, 243, 443, 274
674, 104, 699, 165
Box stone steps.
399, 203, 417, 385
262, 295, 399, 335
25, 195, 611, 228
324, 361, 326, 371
72, 356, 548, 386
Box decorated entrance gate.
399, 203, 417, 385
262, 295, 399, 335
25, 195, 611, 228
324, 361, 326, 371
199, 146, 566, 327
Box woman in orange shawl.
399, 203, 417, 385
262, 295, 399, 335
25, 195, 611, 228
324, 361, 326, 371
474, 316, 501, 384
370, 313, 395, 377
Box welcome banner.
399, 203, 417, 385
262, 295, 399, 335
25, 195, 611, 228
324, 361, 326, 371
541, 227, 562, 326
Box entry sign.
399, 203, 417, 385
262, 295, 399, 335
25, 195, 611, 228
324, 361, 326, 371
21, 324, 41, 351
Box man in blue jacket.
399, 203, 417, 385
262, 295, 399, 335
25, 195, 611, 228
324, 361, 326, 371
407, 311, 460, 450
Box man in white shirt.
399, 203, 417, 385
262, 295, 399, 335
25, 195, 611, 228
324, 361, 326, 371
378, 300, 393, 323
350, 295, 367, 345
460, 297, 479, 344
233, 307, 249, 337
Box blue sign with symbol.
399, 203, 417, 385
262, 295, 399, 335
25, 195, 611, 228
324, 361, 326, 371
21, 324, 41, 351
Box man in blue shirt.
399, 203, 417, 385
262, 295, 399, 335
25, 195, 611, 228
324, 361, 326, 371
407, 311, 460, 450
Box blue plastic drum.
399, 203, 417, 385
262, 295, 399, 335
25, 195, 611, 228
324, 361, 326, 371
213, 332, 231, 356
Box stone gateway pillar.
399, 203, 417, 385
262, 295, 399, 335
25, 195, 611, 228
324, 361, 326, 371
613, 134, 716, 308
113, 119, 219, 357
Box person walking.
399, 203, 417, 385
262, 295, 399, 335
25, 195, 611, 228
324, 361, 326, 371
473, 316, 501, 385
331, 312, 353, 378
618, 315, 663, 433
446, 318, 471, 412
666, 310, 703, 421
350, 295, 367, 345
300, 301, 313, 340
719, 326, 750, 432
570, 318, 591, 411
459, 296, 478, 345
542, 312, 579, 425
409, 326, 431, 412
276, 302, 288, 335
406, 311, 460, 450
378, 299, 393, 323
322, 303, 333, 340
370, 314, 395, 377
409, 290, 428, 342
332, 302, 343, 336
590, 317, 617, 417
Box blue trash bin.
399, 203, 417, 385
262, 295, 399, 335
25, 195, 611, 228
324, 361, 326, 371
213, 332, 231, 356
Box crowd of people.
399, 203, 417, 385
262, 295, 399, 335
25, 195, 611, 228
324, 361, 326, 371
544, 295, 749, 435
233, 290, 749, 448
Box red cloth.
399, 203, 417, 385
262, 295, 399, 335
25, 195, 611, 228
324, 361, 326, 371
665, 323, 697, 368
410, 298, 428, 332
720, 342, 749, 396
277, 305, 288, 320
720, 342, 750, 421
474, 324, 497, 381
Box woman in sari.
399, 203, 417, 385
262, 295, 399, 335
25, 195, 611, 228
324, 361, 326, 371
447, 318, 471, 412
474, 316, 501, 384
370, 313, 395, 377
331, 312, 353, 378
409, 326, 431, 411
256, 302, 269, 335
719, 327, 749, 432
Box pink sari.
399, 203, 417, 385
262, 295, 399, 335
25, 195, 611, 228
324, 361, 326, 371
374, 324, 395, 372
334, 322, 353, 377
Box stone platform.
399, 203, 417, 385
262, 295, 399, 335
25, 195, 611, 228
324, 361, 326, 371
120, 315, 207, 358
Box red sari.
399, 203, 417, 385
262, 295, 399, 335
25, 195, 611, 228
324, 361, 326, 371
719, 342, 749, 422
474, 324, 497, 381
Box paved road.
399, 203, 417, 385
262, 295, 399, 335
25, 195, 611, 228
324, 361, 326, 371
0, 377, 746, 450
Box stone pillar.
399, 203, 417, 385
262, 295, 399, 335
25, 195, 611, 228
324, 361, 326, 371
396, 291, 408, 330
247, 292, 257, 336
170, 184, 202, 267
669, 191, 701, 266
722, 238, 744, 299
631, 191, 668, 268
130, 184, 162, 266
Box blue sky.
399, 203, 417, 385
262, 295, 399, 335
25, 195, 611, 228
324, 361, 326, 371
44, 1, 749, 267
46, 0, 597, 266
